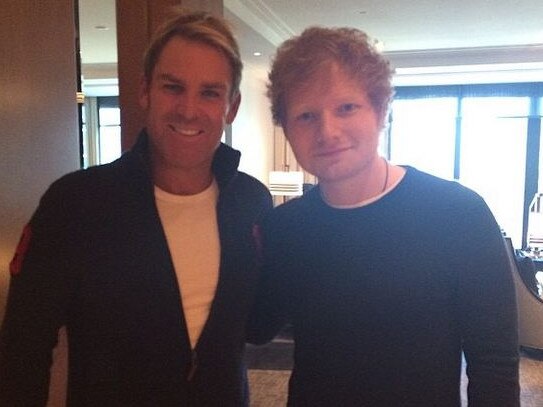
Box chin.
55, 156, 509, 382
317, 167, 362, 184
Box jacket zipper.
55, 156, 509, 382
187, 350, 198, 381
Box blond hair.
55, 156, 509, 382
143, 7, 242, 99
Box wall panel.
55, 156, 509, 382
0, 1, 79, 406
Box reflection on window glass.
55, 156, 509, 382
99, 124, 121, 164
81, 104, 88, 165
459, 97, 529, 247
389, 98, 457, 180
98, 106, 121, 164
99, 107, 120, 126
540, 97, 543, 193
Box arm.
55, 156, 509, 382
456, 196, 520, 406
0, 183, 76, 406
246, 214, 290, 345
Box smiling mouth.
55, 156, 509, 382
315, 146, 350, 157
168, 124, 201, 136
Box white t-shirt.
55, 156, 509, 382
154, 180, 220, 348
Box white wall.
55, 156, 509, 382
231, 63, 274, 186
388, 45, 543, 86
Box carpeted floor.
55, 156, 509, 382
245, 341, 294, 371
247, 345, 543, 407
248, 370, 290, 407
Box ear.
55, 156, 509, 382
225, 92, 241, 124
138, 76, 150, 110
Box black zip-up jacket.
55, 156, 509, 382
0, 131, 273, 406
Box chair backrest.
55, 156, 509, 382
514, 249, 539, 297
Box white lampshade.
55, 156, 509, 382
268, 171, 304, 196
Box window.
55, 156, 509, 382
539, 97, 543, 192
97, 100, 121, 164
82, 96, 122, 167
388, 83, 543, 248
459, 97, 529, 246
390, 98, 457, 180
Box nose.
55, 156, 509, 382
316, 112, 339, 143
175, 93, 198, 120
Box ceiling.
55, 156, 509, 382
79, 0, 543, 78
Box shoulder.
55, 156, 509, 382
217, 171, 273, 220
36, 152, 141, 218
398, 166, 502, 245
47, 153, 132, 195
231, 171, 271, 198
400, 166, 487, 209
273, 189, 313, 215
261, 190, 317, 234
224, 172, 273, 216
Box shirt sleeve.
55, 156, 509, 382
455, 194, 520, 406
246, 212, 291, 345
0, 182, 77, 406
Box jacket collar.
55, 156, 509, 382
129, 129, 241, 189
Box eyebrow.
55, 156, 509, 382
157, 73, 228, 92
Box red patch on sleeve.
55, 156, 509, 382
9, 223, 33, 276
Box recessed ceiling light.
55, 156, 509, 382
253, 52, 262, 57
94, 25, 109, 31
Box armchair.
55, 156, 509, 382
504, 237, 543, 351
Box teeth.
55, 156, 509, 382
169, 124, 199, 136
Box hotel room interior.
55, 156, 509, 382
1, 0, 543, 405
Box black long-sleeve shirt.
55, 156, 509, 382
249, 166, 519, 406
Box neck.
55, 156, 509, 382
319, 156, 390, 206
153, 166, 213, 195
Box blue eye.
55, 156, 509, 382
338, 103, 358, 114
297, 112, 315, 122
